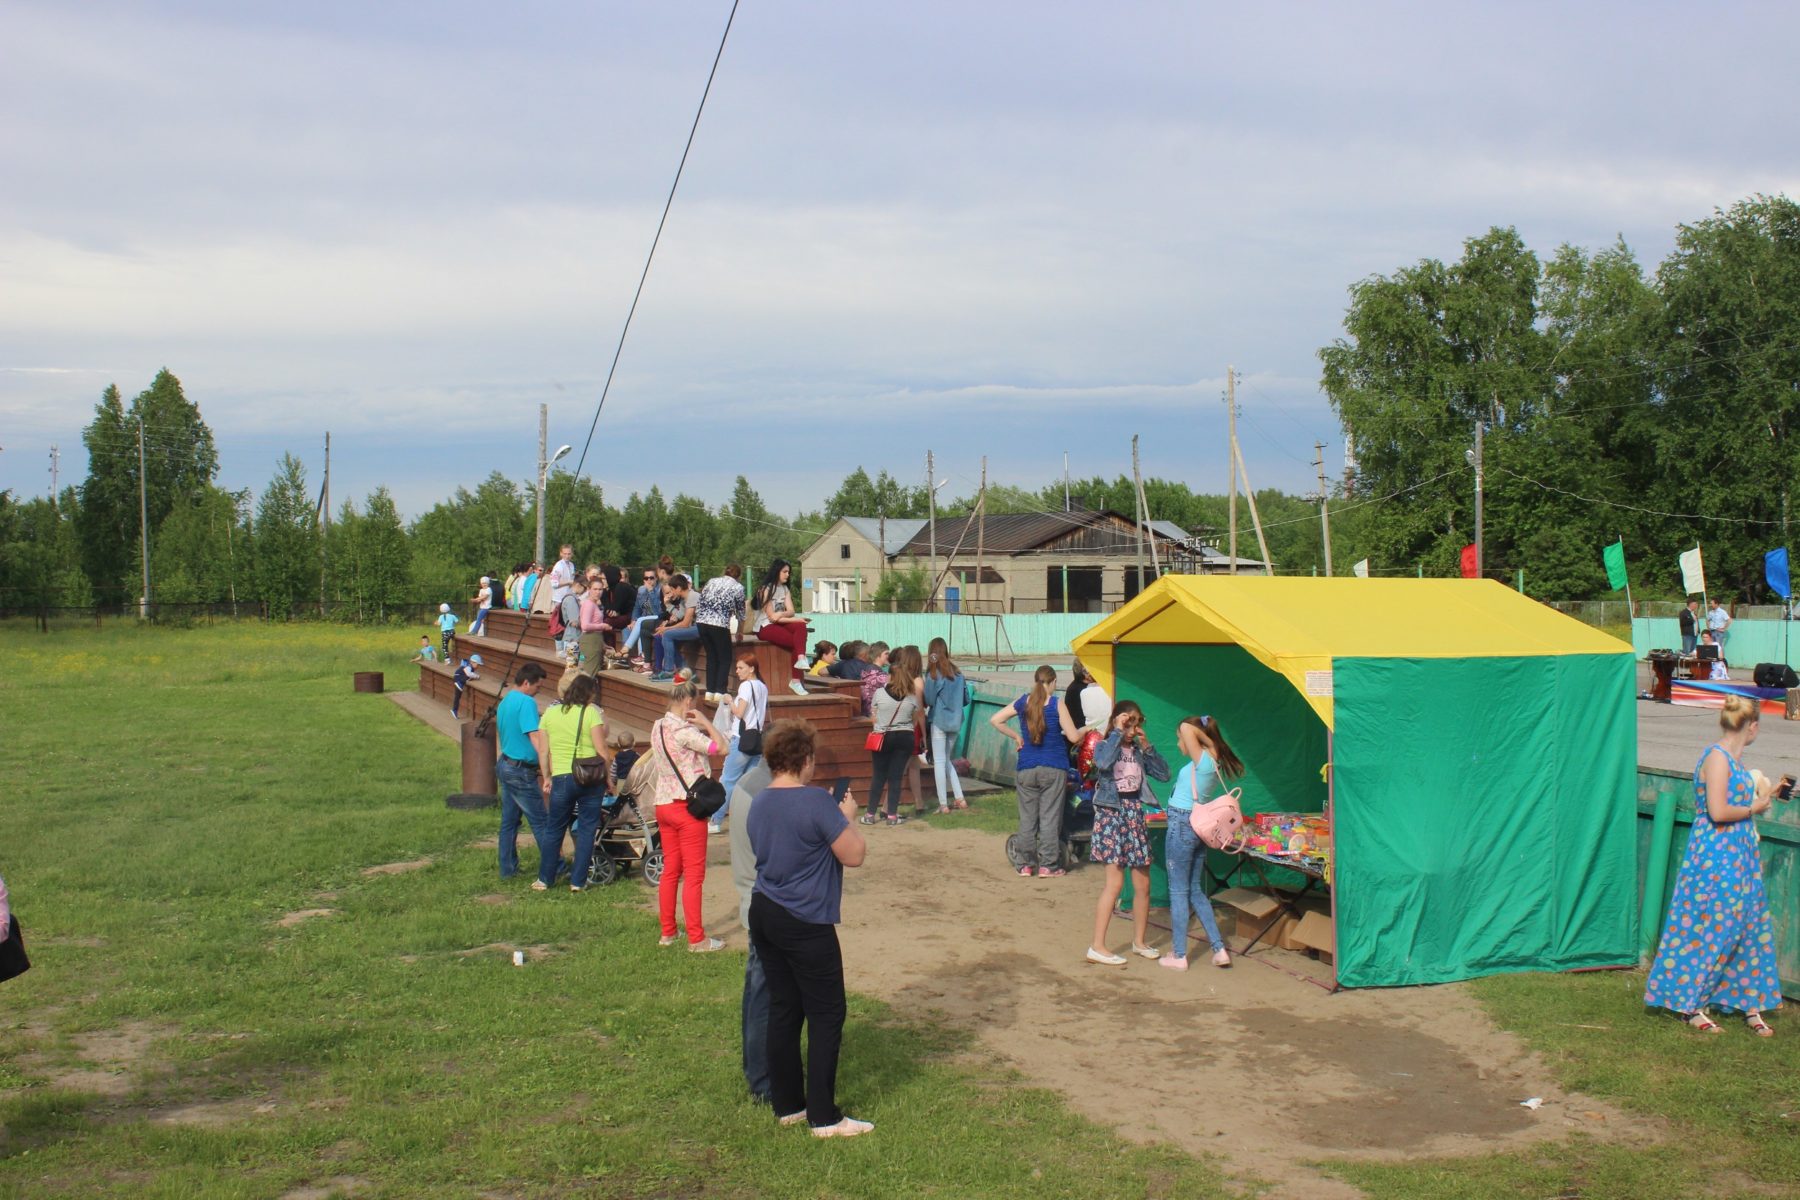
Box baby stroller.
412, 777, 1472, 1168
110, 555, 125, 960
1005, 762, 1096, 871
582, 793, 663, 887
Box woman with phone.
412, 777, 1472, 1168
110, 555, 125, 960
1085, 701, 1171, 966
747, 720, 873, 1138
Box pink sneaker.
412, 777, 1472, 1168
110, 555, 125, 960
1158, 953, 1188, 971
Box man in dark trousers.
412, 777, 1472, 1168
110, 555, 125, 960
1679, 599, 1699, 655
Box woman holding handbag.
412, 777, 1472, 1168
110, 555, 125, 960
863, 653, 920, 826
1085, 702, 1172, 966
539, 673, 611, 892
1159, 715, 1245, 970
649, 680, 728, 951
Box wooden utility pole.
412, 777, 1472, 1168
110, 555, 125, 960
1472, 419, 1484, 578
137, 417, 150, 618
1227, 366, 1238, 574
49, 444, 59, 499
1132, 435, 1146, 592
1235, 441, 1274, 574
320, 431, 331, 616
926, 449, 938, 612
1313, 441, 1334, 577
976, 455, 988, 613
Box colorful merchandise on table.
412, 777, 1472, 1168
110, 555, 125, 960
1241, 811, 1333, 879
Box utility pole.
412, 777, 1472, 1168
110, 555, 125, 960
137, 417, 150, 618
926, 449, 938, 612
1470, 420, 1485, 578
1132, 435, 1146, 593
976, 455, 988, 614
1227, 366, 1238, 574
1234, 440, 1274, 574
1313, 441, 1333, 577
49, 444, 59, 500
536, 403, 549, 564
320, 431, 331, 617
1063, 451, 1070, 512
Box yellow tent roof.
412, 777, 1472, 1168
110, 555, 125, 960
1071, 576, 1632, 727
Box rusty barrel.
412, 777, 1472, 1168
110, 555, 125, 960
353, 671, 384, 694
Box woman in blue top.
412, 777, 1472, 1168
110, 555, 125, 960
990, 666, 1081, 877
1084, 702, 1172, 966
922, 638, 967, 813
1159, 715, 1245, 971
1644, 694, 1781, 1035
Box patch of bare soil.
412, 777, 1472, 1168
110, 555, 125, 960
361, 858, 433, 877
473, 894, 511, 906
149, 1097, 278, 1126
277, 908, 338, 928
6, 1020, 174, 1099
696, 823, 1661, 1200
277, 1176, 371, 1200
454, 942, 561, 963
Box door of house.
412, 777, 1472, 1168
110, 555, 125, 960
1046, 567, 1104, 613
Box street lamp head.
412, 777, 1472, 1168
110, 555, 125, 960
1465, 448, 1476, 466
551, 444, 573, 465
932, 477, 949, 492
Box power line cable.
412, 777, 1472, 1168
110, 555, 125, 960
1490, 463, 1779, 526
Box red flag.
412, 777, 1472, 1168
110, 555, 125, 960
1460, 543, 1479, 578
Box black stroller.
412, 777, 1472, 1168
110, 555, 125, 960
581, 793, 664, 887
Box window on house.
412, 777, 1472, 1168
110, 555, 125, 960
840, 544, 851, 559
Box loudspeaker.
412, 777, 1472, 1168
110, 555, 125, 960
1753, 662, 1798, 689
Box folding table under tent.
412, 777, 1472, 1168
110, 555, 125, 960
1071, 576, 1639, 989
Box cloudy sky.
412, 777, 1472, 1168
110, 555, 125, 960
4, 1, 1797, 522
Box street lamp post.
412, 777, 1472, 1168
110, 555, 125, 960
536, 403, 572, 564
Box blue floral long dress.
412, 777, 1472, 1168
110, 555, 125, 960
1643, 744, 1782, 1017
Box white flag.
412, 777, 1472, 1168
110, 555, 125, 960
1678, 546, 1706, 597
1352, 558, 1369, 578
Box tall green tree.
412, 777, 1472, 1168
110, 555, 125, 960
409, 471, 529, 584
151, 485, 249, 605
76, 370, 218, 599
252, 454, 321, 617
356, 487, 412, 621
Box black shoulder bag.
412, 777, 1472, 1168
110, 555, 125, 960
0, 914, 30, 984
658, 723, 727, 820
572, 706, 609, 790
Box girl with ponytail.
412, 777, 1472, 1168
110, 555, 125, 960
1158, 715, 1245, 970
990, 665, 1080, 876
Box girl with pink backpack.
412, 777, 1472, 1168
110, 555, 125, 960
1084, 702, 1173, 966
1159, 715, 1246, 970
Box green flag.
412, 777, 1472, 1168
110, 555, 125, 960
1602, 539, 1628, 591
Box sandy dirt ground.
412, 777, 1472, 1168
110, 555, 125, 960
685, 820, 1661, 1199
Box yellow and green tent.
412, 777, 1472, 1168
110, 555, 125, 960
1072, 576, 1638, 989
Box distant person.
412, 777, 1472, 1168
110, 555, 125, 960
1707, 599, 1733, 658
539, 672, 609, 892
451, 653, 483, 718
714, 654, 769, 833
1084, 702, 1172, 966
623, 567, 663, 666
863, 650, 919, 826
0, 868, 26, 985
470, 576, 493, 636
412, 635, 437, 664
746, 719, 872, 1138
606, 728, 640, 801
494, 663, 555, 885
519, 563, 544, 614
437, 603, 459, 660
752, 559, 809, 682
893, 645, 930, 816
857, 643, 892, 717
809, 641, 839, 677
990, 666, 1080, 877
549, 544, 578, 608
1064, 663, 1091, 731
1701, 632, 1729, 679
647, 680, 726, 951
829, 641, 871, 681
923, 638, 968, 812
1645, 694, 1781, 1036
650, 574, 699, 683
1679, 599, 1699, 656
601, 565, 635, 660
577, 578, 612, 676
696, 564, 748, 702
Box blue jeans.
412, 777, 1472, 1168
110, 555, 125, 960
656, 625, 701, 672
470, 608, 488, 636
1163, 809, 1224, 958
716, 736, 759, 823
1681, 633, 1697, 655
623, 615, 658, 655
497, 758, 548, 879
551, 774, 604, 887
742, 941, 771, 1102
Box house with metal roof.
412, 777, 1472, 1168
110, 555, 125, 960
799, 511, 1264, 613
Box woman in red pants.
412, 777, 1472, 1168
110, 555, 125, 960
647, 680, 727, 952
753, 559, 809, 682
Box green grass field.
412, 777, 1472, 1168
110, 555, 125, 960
1, 623, 1795, 1199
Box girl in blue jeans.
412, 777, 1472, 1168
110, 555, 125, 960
1159, 715, 1245, 971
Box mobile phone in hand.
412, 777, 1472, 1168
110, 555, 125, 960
1778, 775, 1794, 801
830, 777, 851, 803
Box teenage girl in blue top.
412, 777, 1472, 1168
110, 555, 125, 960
1159, 715, 1245, 970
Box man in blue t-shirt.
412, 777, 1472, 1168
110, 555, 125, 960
495, 663, 552, 882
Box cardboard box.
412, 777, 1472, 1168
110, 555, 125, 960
1213, 887, 1280, 920
1290, 910, 1335, 955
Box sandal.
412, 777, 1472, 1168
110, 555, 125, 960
937, 805, 950, 815
1685, 1011, 1724, 1034
858, 815, 879, 826
1747, 1013, 1775, 1038
951, 799, 968, 810
1017, 865, 1035, 877
1037, 866, 1066, 877
886, 815, 908, 827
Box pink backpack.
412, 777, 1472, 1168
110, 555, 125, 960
1189, 786, 1247, 851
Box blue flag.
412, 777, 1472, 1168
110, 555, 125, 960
1766, 547, 1791, 599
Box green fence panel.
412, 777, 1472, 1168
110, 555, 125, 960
1635, 765, 1800, 1000
1632, 617, 1800, 666
796, 613, 1103, 661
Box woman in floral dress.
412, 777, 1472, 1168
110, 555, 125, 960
1084, 702, 1171, 966
1644, 694, 1782, 1036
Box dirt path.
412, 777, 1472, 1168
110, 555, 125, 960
696, 821, 1660, 1198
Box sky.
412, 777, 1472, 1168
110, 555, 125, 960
4, 1, 1798, 525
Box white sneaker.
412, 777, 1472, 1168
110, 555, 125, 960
688, 936, 726, 953
789, 679, 808, 696
811, 1115, 874, 1139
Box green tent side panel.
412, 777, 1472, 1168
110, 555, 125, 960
1332, 655, 1637, 988
1114, 641, 1328, 816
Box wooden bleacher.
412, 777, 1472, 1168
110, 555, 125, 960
433, 609, 879, 792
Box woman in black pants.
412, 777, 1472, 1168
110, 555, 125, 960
694, 564, 746, 702
861, 654, 919, 827
746, 720, 871, 1138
